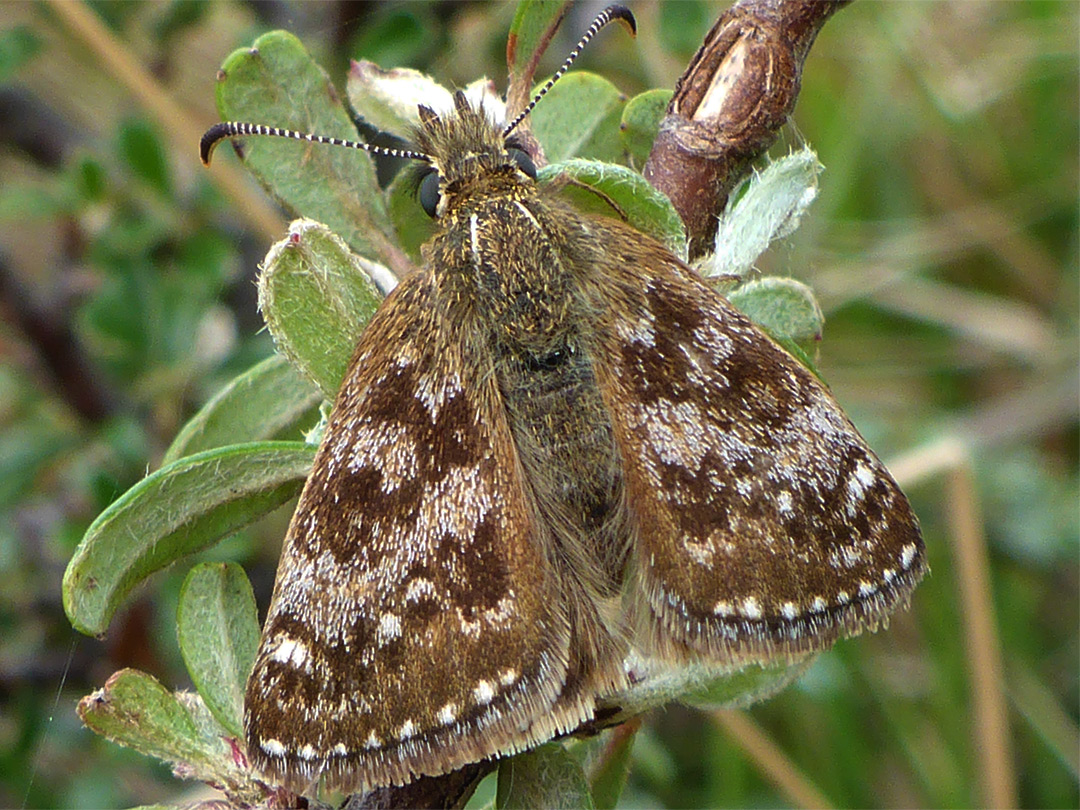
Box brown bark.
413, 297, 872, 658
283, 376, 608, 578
644, 0, 849, 259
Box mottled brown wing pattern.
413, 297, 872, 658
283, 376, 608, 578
245, 272, 578, 794
583, 221, 926, 662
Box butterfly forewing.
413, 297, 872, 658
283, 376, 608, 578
583, 221, 926, 661
245, 272, 576, 794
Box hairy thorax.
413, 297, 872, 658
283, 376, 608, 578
431, 190, 629, 600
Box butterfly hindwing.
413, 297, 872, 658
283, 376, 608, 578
583, 219, 926, 662
245, 272, 577, 793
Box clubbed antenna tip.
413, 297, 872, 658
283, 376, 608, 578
503, 4, 637, 138
198, 121, 430, 166
200, 122, 236, 165
199, 4, 637, 166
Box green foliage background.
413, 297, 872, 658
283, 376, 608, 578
0, 2, 1076, 808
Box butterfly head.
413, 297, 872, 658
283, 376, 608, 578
411, 91, 538, 220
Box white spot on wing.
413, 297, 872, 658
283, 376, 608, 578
473, 680, 495, 705
685, 540, 714, 567
377, 613, 402, 645
437, 703, 457, 726
398, 720, 416, 740
831, 544, 863, 569
261, 738, 286, 757
901, 543, 917, 569
614, 309, 656, 348
781, 601, 798, 620
269, 636, 309, 669
847, 460, 875, 501
406, 577, 437, 602
741, 596, 762, 619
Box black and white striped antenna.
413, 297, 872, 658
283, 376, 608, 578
199, 122, 428, 166
199, 5, 636, 166
502, 5, 635, 138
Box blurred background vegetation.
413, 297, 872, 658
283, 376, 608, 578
0, 1, 1076, 808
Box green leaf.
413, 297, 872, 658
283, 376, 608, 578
538, 159, 686, 257
177, 562, 260, 738
678, 656, 818, 709
497, 743, 594, 810
77, 670, 264, 804
708, 146, 822, 278
214, 31, 397, 265
594, 650, 817, 728
257, 218, 389, 398
620, 89, 672, 167
530, 72, 627, 163
63, 441, 314, 637
772, 335, 823, 380
162, 354, 321, 465
75, 156, 108, 202
507, 2, 570, 97
347, 60, 452, 140
725, 276, 825, 347
77, 669, 211, 768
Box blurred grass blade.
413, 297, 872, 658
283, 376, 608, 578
538, 159, 685, 257
258, 218, 389, 399
214, 30, 398, 267
63, 441, 314, 637
177, 562, 260, 738
162, 354, 321, 465
1006, 659, 1080, 779
497, 743, 594, 810
712, 710, 834, 810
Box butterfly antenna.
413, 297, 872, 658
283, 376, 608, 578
199, 122, 431, 166
502, 4, 636, 138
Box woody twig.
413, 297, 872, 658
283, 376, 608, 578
645, 0, 849, 259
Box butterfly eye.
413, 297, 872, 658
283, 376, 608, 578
418, 169, 441, 218
508, 147, 537, 179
